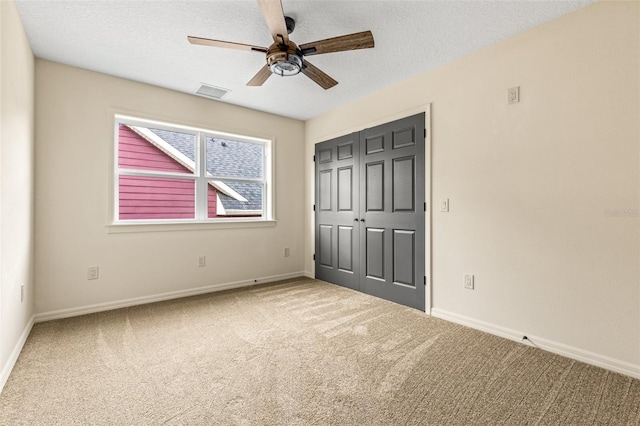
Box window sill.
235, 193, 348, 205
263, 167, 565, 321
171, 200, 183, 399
107, 219, 277, 234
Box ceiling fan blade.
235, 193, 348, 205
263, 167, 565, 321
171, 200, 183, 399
188, 36, 267, 53
257, 0, 289, 44
299, 30, 374, 56
302, 61, 338, 90
247, 65, 272, 86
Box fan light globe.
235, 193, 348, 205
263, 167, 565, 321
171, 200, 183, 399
270, 53, 303, 76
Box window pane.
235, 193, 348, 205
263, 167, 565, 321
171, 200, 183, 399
206, 137, 263, 179
118, 124, 196, 174
119, 176, 195, 220
115, 116, 271, 223
208, 180, 263, 218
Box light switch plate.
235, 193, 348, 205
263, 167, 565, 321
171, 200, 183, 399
508, 86, 520, 104
440, 198, 449, 212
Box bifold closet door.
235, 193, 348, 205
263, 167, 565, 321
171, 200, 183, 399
359, 114, 425, 310
315, 113, 425, 310
315, 132, 360, 291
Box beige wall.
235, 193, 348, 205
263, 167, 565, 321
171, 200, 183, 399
0, 0, 35, 389
305, 1, 639, 372
34, 60, 305, 316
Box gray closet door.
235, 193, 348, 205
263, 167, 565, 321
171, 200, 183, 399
315, 132, 360, 291
359, 113, 425, 310
315, 113, 425, 310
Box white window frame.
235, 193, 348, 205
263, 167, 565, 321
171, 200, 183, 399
112, 114, 273, 225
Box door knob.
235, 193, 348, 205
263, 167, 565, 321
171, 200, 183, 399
360, 218, 365, 222
354, 218, 359, 222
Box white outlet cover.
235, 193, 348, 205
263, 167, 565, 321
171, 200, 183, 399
88, 266, 99, 280
464, 274, 474, 289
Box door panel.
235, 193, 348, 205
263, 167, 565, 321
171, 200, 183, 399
337, 143, 353, 160
318, 147, 332, 163
365, 162, 384, 211
319, 225, 333, 268
315, 113, 425, 310
319, 170, 332, 211
393, 156, 415, 212
337, 167, 353, 211
365, 228, 385, 280
365, 134, 385, 154
393, 230, 415, 286
338, 226, 354, 272
392, 126, 416, 149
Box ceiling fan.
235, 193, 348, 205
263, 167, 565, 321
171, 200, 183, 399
187, 0, 374, 90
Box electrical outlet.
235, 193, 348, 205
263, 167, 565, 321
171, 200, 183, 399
508, 86, 520, 104
88, 266, 99, 280
464, 274, 474, 290
440, 198, 449, 212
198, 256, 206, 267
284, 248, 290, 257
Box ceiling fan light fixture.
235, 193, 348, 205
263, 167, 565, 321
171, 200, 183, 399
269, 53, 302, 76
267, 41, 303, 77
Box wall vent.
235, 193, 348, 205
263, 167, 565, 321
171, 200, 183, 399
195, 84, 229, 100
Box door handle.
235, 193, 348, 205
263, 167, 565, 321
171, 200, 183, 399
354, 218, 359, 222
360, 218, 365, 222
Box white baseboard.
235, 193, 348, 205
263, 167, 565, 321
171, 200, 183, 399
0, 315, 35, 394
431, 308, 640, 380
303, 271, 314, 279
35, 271, 307, 323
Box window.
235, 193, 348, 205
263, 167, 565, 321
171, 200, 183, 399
114, 115, 271, 223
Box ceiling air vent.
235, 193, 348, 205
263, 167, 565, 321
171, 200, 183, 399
195, 84, 229, 100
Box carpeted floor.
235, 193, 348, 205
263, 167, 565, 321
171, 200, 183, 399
1, 277, 638, 425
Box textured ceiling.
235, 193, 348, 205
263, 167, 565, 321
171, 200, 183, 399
14, 0, 594, 121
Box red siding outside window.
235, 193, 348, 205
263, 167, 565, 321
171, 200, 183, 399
117, 124, 219, 220
119, 176, 196, 220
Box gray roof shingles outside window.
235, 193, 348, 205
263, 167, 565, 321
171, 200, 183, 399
149, 129, 263, 213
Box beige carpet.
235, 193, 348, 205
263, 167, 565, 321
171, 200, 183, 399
1, 277, 638, 425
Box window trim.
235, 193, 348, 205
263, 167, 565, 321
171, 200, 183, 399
112, 114, 273, 226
